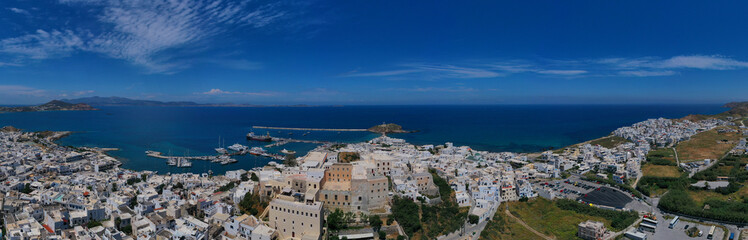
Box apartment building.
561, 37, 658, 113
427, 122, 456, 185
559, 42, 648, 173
267, 189, 323, 240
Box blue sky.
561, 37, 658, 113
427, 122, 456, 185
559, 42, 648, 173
1, 1, 748, 105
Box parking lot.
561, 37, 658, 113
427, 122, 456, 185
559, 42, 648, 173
637, 214, 726, 240
535, 177, 601, 199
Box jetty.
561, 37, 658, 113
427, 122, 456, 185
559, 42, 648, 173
264, 137, 334, 148
253, 126, 367, 132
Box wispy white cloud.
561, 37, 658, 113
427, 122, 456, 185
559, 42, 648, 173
658, 55, 748, 70
348, 55, 748, 80
535, 70, 587, 75
390, 86, 497, 92
7, 8, 30, 15
72, 90, 95, 96
201, 88, 278, 96
0, 85, 47, 97
0, 62, 23, 67
0, 30, 84, 60
599, 55, 748, 71
343, 61, 589, 80
344, 69, 422, 77
410, 87, 479, 92
619, 70, 676, 77
409, 64, 501, 78
343, 64, 501, 79
0, 0, 297, 73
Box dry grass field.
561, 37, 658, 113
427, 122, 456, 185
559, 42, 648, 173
677, 127, 741, 163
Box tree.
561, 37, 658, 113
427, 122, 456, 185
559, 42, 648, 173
519, 196, 529, 202
215, 182, 236, 193
327, 209, 347, 231
121, 225, 132, 235
128, 196, 137, 209
239, 192, 265, 215
343, 211, 356, 224
386, 216, 394, 225
284, 157, 298, 167
369, 215, 383, 232
378, 231, 386, 240
391, 196, 421, 236
329, 236, 340, 240
21, 183, 32, 194
87, 220, 102, 228
241, 173, 249, 182
250, 172, 259, 182
111, 183, 117, 192
397, 236, 405, 240
468, 214, 479, 225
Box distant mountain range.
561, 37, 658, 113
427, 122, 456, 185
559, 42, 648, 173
0, 100, 97, 112
60, 96, 314, 107
60, 96, 205, 107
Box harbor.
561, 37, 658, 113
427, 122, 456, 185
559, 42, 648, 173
146, 130, 342, 168
145, 146, 285, 168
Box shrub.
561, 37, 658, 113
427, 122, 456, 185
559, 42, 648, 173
555, 199, 639, 231
468, 214, 479, 224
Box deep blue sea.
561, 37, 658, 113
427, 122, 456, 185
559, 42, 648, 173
0, 105, 727, 174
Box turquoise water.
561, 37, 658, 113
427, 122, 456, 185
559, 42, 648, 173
0, 105, 727, 174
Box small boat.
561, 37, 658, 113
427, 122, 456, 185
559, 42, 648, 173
177, 158, 192, 167
220, 158, 238, 165
215, 148, 227, 154
249, 147, 266, 155
247, 132, 272, 142
228, 143, 248, 152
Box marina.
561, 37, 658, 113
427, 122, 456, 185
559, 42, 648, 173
145, 146, 285, 168
146, 132, 338, 168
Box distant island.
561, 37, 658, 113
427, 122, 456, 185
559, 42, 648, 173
0, 100, 96, 113
367, 123, 417, 133
60, 96, 317, 107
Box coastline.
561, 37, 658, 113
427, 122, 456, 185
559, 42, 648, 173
0, 104, 735, 174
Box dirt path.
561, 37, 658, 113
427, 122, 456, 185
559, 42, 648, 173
504, 209, 555, 240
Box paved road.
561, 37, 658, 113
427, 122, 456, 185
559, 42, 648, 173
437, 220, 489, 240
604, 218, 643, 240
648, 197, 740, 240
673, 147, 680, 166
